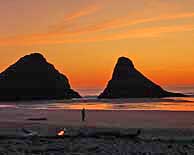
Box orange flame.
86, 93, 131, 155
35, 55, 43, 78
57, 130, 65, 136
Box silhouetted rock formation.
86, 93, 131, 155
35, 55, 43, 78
99, 57, 186, 98
0, 53, 81, 100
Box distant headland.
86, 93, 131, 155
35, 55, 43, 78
0, 53, 81, 101
99, 57, 186, 98
0, 53, 186, 101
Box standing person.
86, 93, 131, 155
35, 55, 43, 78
81, 108, 86, 122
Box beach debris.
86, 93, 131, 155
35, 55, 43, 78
21, 128, 39, 137
127, 129, 141, 138
57, 128, 67, 137
168, 144, 173, 149
80, 129, 142, 139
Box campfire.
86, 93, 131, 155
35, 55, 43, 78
57, 128, 66, 136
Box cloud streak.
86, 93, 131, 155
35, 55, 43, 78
14, 11, 194, 39
95, 24, 194, 41
64, 11, 194, 34
63, 4, 101, 22
1, 6, 194, 46
49, 3, 102, 32
45, 11, 194, 38
0, 24, 194, 46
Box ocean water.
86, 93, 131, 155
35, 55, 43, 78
0, 85, 194, 111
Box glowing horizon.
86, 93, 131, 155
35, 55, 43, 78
0, 0, 194, 89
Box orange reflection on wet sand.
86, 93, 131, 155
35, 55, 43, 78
49, 97, 194, 111
54, 103, 113, 110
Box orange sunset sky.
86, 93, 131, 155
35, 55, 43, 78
0, 0, 194, 89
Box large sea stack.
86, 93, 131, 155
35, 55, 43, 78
0, 53, 81, 100
99, 57, 185, 98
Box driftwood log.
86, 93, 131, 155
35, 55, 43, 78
27, 117, 47, 121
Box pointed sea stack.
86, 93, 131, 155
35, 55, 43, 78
99, 57, 186, 98
0, 53, 81, 100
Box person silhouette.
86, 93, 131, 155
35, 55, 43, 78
81, 108, 86, 122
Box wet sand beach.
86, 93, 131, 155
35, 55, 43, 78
0, 108, 194, 154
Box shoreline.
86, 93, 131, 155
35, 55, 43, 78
0, 96, 194, 112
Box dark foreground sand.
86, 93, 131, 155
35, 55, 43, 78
1, 134, 194, 155
1, 109, 194, 154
